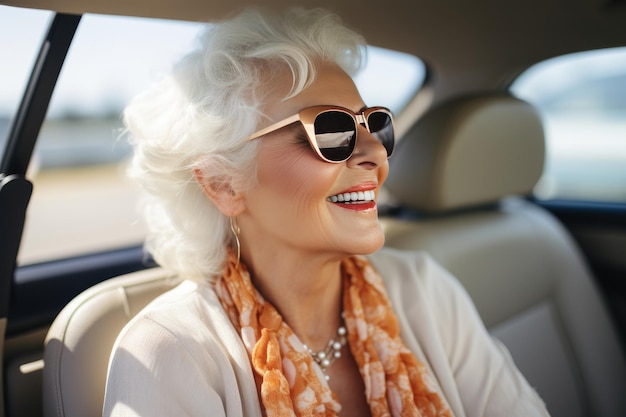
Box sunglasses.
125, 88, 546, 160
245, 105, 395, 163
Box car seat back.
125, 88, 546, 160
43, 267, 180, 417
383, 93, 626, 417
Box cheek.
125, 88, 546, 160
378, 159, 390, 186
256, 144, 339, 205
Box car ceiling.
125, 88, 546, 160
2, 0, 626, 104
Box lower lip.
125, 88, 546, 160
331, 201, 377, 211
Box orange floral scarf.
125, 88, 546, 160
214, 251, 452, 417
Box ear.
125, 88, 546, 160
193, 168, 246, 217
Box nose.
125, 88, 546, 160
346, 125, 389, 169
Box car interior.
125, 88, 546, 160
382, 92, 625, 417
1, 1, 625, 417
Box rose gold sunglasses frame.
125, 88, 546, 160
245, 105, 394, 163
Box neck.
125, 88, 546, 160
239, 243, 345, 351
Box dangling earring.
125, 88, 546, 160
230, 216, 241, 268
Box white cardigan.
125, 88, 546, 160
103, 248, 550, 416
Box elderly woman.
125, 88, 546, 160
103, 8, 550, 417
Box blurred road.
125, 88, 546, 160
18, 163, 147, 265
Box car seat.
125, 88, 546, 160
42, 267, 180, 417
382, 93, 626, 417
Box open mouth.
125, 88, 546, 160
326, 190, 376, 204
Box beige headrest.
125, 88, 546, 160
386, 94, 545, 212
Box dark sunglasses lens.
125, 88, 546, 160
367, 111, 394, 156
314, 111, 356, 161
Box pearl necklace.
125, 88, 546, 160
303, 326, 348, 380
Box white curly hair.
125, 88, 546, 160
125, 7, 366, 282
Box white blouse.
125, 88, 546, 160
103, 248, 550, 417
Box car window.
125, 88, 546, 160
355, 46, 426, 114
13, 14, 203, 265
0, 6, 52, 154
0, 10, 425, 265
511, 47, 626, 203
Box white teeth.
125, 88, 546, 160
327, 190, 376, 204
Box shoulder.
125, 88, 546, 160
104, 279, 257, 416
365, 247, 480, 352
113, 279, 237, 356
366, 247, 465, 300
367, 246, 431, 275
365, 248, 550, 417
109, 280, 222, 366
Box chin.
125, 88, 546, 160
346, 233, 385, 256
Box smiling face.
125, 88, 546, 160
237, 63, 389, 261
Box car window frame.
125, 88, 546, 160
0, 13, 158, 340
1, 13, 81, 327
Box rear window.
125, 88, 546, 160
0, 9, 426, 265
511, 47, 626, 203
355, 46, 426, 114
